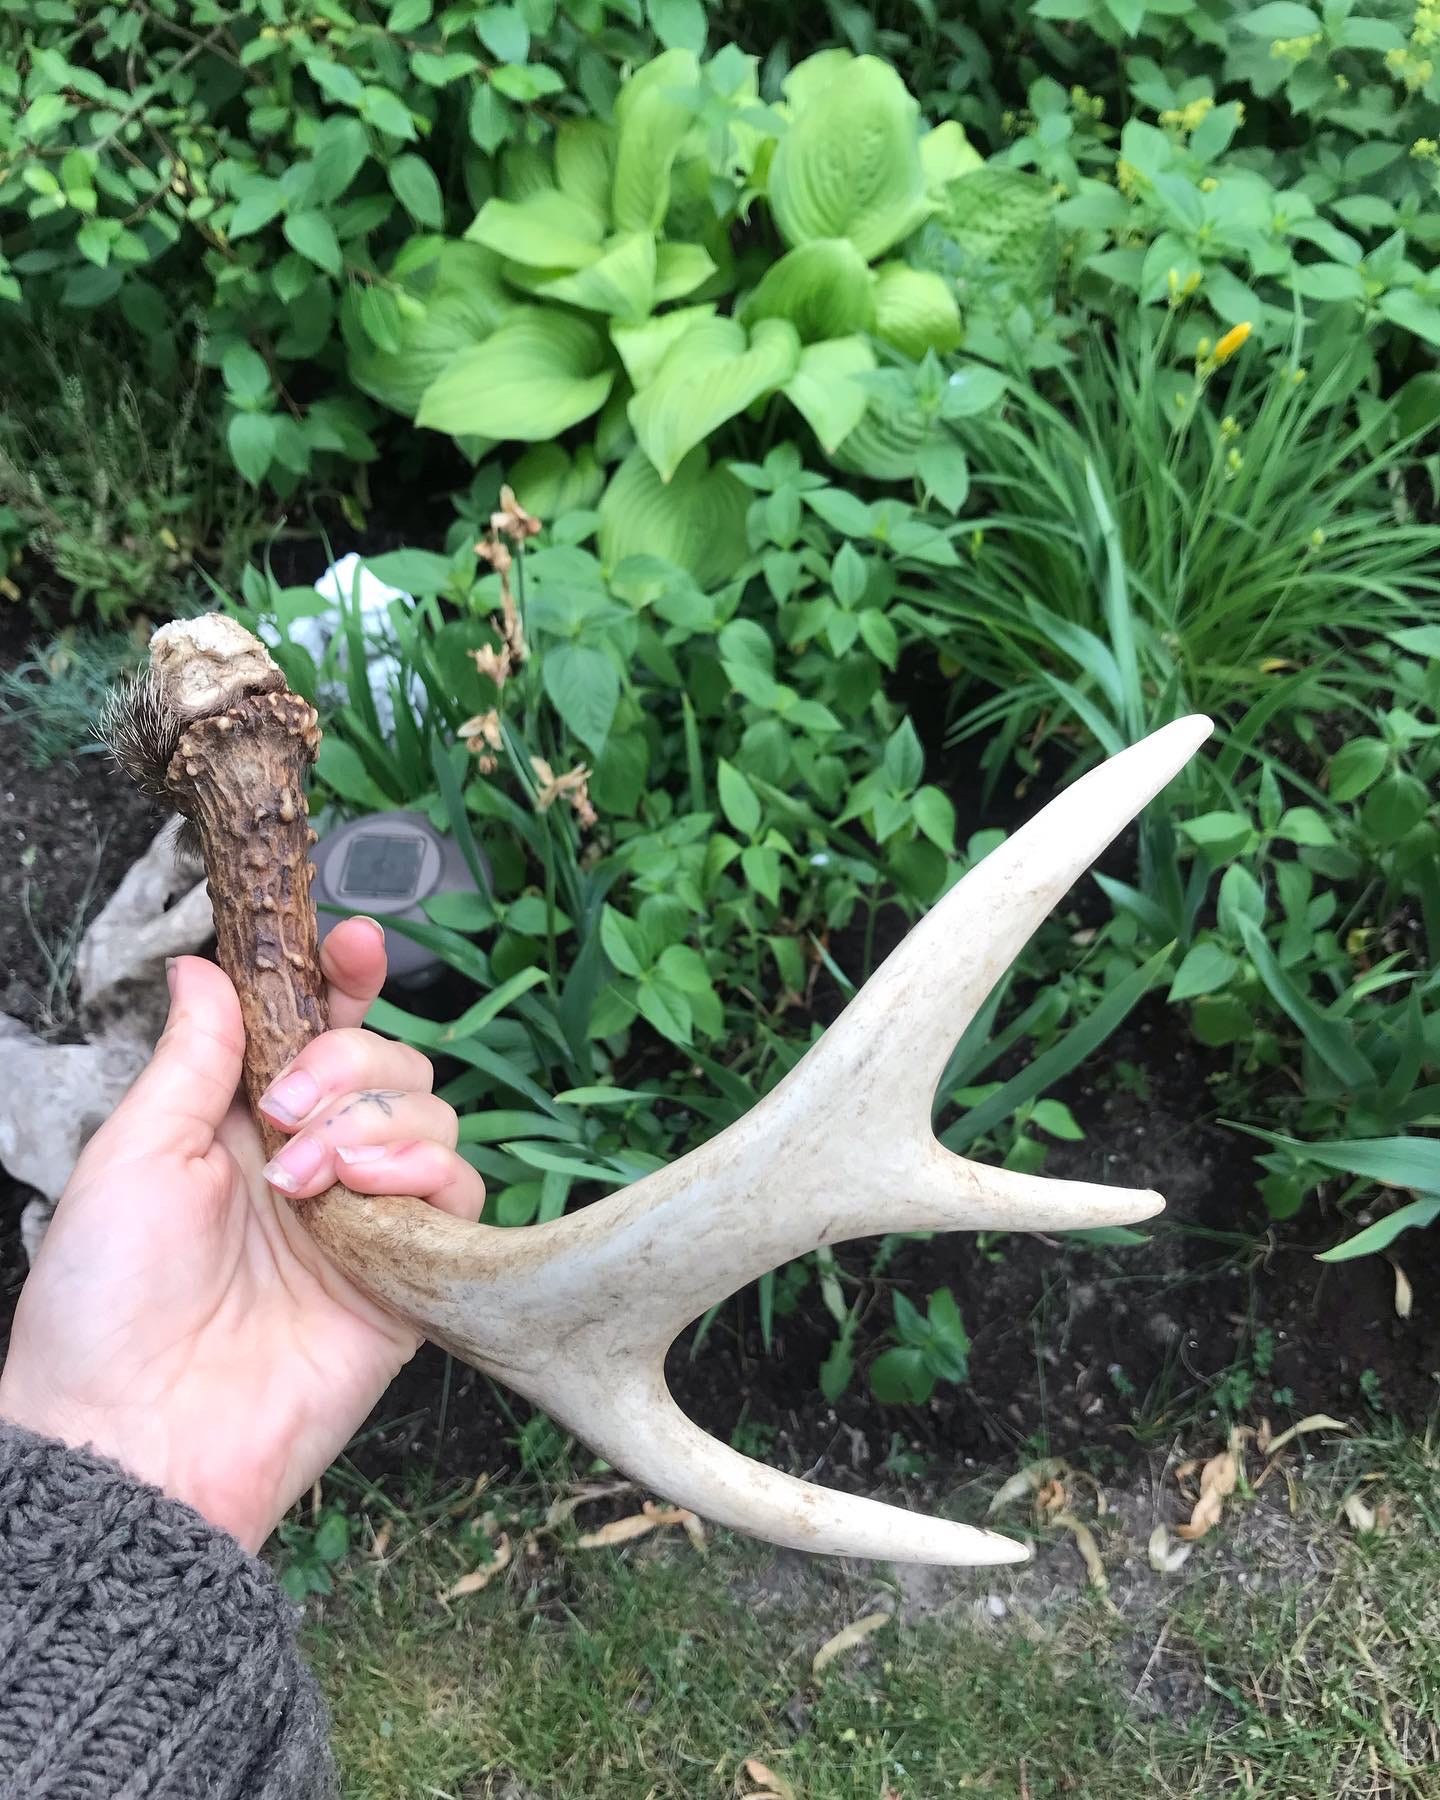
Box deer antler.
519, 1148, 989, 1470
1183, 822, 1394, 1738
110, 615, 1209, 1566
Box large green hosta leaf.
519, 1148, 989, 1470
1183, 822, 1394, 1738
938, 167, 1058, 303
612, 303, 717, 390
612, 49, 701, 233
526, 231, 657, 320
499, 144, 557, 204
654, 240, 717, 302
738, 239, 875, 342
509, 442, 605, 518
830, 389, 930, 480
598, 446, 748, 590
769, 55, 931, 261
920, 120, 983, 190
417, 309, 615, 440
872, 263, 961, 357
465, 189, 605, 269
629, 315, 801, 481
779, 47, 854, 113
348, 241, 512, 417
782, 335, 875, 454
554, 119, 615, 221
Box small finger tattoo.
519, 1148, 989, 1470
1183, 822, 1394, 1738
332, 1088, 405, 1122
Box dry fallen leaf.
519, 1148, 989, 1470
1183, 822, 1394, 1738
740, 1756, 795, 1799
441, 1532, 513, 1598
544, 1480, 634, 1529
812, 1611, 891, 1675
1342, 1493, 1383, 1534
1053, 1510, 1114, 1610
369, 1519, 393, 1561
575, 1501, 702, 1550
1175, 1449, 1238, 1541
1148, 1523, 1193, 1575
448, 1471, 492, 1516
1263, 1414, 1349, 1458
1393, 1260, 1413, 1320
987, 1458, 1069, 1515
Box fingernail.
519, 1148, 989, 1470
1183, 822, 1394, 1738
263, 1135, 326, 1192
336, 1142, 389, 1166
353, 915, 386, 942
165, 957, 178, 997
259, 1068, 321, 1126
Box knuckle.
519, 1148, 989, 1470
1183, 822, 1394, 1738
432, 1100, 460, 1148
294, 1027, 369, 1091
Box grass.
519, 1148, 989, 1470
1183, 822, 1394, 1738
304, 1426, 1440, 1799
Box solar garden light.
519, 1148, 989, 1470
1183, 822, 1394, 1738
107, 613, 1209, 1567
312, 811, 487, 987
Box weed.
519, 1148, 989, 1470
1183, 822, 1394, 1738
0, 626, 145, 769
275, 1506, 352, 1603
16, 846, 108, 1034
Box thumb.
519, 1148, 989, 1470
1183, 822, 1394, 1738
113, 957, 246, 1158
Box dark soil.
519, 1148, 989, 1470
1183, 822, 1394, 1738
2, 605, 1437, 1519
0, 603, 161, 1037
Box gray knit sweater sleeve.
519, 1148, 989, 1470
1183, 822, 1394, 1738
0, 1422, 337, 1799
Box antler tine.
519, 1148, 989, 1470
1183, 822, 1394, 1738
793, 713, 1217, 1126
545, 1361, 1031, 1565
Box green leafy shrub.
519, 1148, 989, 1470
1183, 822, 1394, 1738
0, 13, 1053, 508
996, 3, 1440, 358
0, 0, 662, 492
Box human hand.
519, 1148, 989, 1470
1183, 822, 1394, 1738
0, 920, 484, 1552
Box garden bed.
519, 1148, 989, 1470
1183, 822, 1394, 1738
345, 993, 1440, 1502
7, 613, 1431, 1513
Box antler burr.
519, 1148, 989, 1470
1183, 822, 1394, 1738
110, 615, 1210, 1566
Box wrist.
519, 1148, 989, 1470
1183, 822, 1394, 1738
0, 1375, 274, 1554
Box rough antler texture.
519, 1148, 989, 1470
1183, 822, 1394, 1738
112, 616, 1211, 1566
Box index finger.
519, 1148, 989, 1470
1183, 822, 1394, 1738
321, 916, 388, 1029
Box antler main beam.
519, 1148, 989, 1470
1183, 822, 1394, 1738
114, 617, 1210, 1567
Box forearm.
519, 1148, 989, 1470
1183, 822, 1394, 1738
0, 1421, 336, 1800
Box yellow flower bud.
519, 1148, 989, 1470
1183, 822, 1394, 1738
1213, 321, 1252, 363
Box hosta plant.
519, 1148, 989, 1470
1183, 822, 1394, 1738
350, 45, 1048, 531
